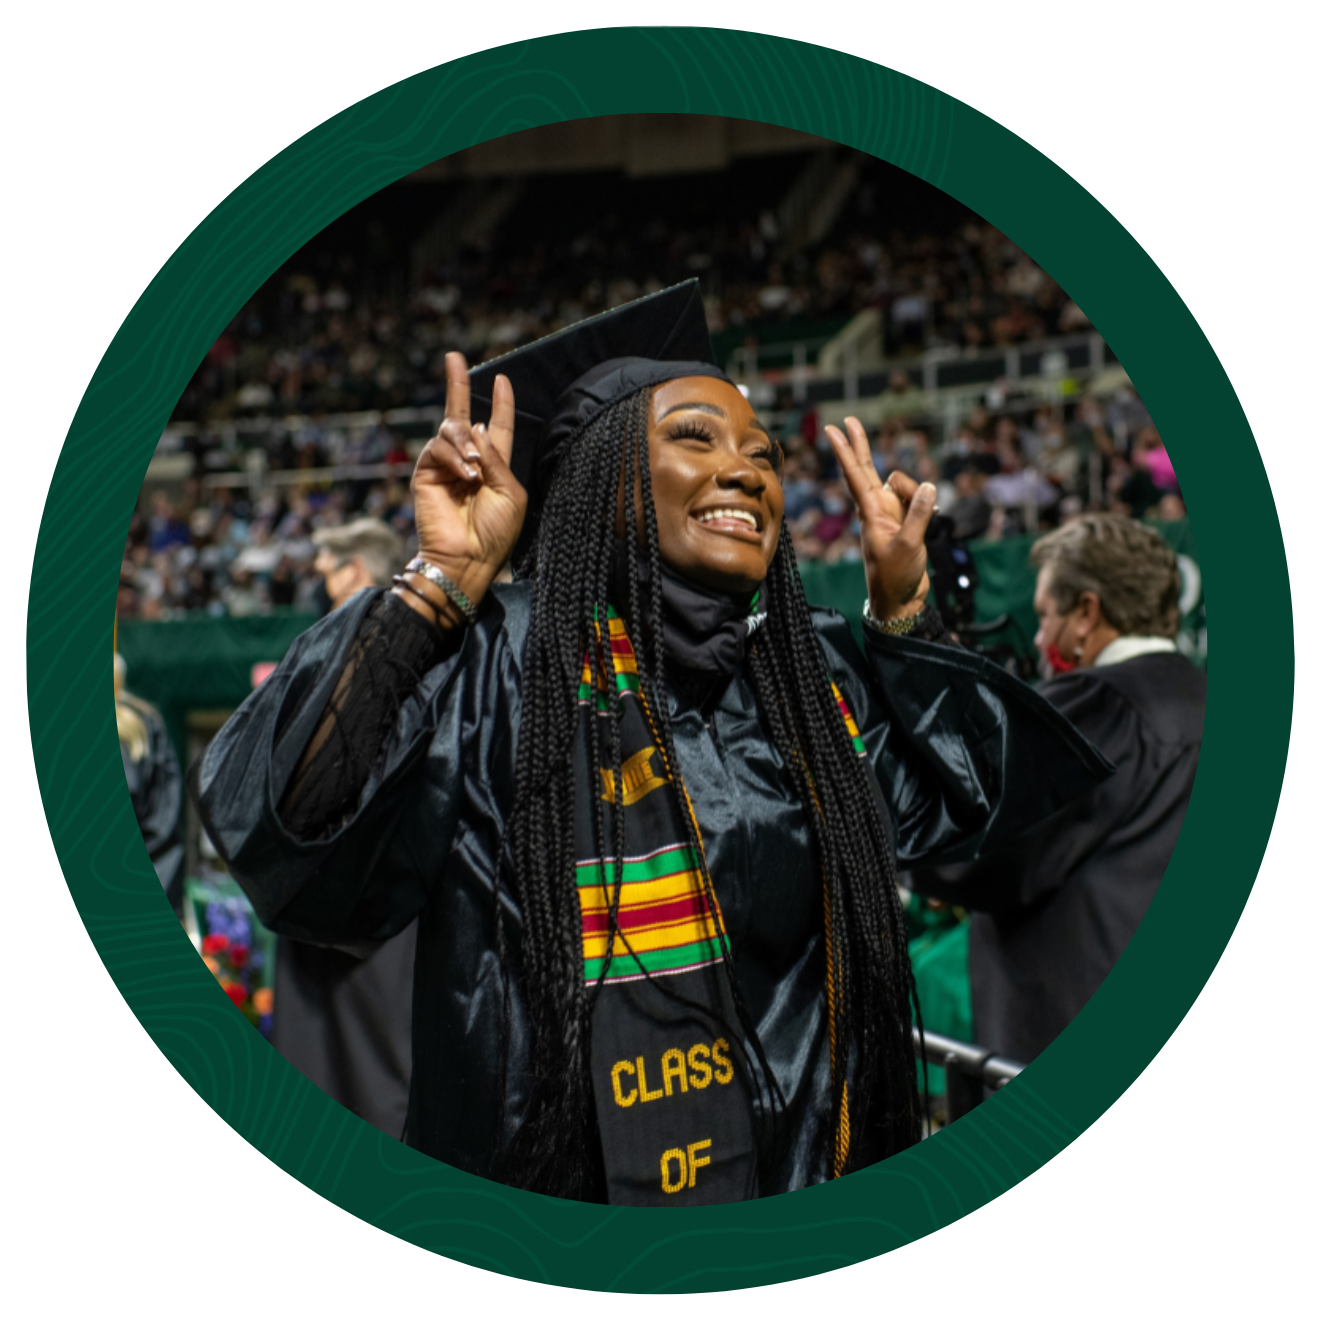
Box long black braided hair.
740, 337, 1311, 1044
493, 385, 921, 1199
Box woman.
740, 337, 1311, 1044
912, 514, 1205, 1063
193, 283, 1106, 1204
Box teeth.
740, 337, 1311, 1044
697, 508, 758, 530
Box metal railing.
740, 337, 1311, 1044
737, 328, 1116, 399
914, 1026, 1025, 1125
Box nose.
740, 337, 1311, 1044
714, 450, 766, 496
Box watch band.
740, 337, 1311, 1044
405, 557, 478, 626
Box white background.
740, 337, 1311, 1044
6, 2, 1317, 1313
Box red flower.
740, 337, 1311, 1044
202, 934, 230, 954
224, 983, 249, 1008
229, 945, 249, 968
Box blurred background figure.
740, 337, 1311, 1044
116, 653, 184, 914
271, 516, 417, 1138
912, 515, 1205, 1062
311, 518, 408, 613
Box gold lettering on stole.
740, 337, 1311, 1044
660, 1148, 687, 1194
660, 1048, 688, 1096
712, 1037, 734, 1085
636, 1056, 664, 1102
687, 1043, 713, 1089
600, 747, 670, 806
611, 1060, 637, 1107
686, 1139, 712, 1188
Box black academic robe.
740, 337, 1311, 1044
912, 652, 1206, 1063
271, 921, 416, 1140
121, 701, 184, 914
191, 585, 1107, 1195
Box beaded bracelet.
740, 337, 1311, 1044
406, 557, 478, 626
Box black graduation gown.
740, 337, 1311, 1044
191, 585, 1108, 1194
912, 652, 1206, 1063
271, 921, 416, 1140
121, 701, 184, 914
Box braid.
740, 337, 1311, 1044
746, 529, 922, 1168
494, 387, 917, 1198
491, 393, 634, 1199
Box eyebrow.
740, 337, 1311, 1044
658, 400, 769, 436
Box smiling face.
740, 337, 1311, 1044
645, 376, 785, 593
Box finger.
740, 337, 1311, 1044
486, 374, 516, 466
896, 481, 939, 553
886, 470, 920, 505
435, 418, 482, 468
444, 352, 471, 423
825, 423, 873, 483
842, 417, 882, 488
826, 424, 895, 523
469, 422, 527, 507
416, 435, 479, 485
824, 425, 869, 507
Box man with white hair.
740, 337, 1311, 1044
311, 518, 408, 610
913, 514, 1205, 1063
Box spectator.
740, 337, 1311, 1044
910, 515, 1205, 1062
311, 518, 408, 611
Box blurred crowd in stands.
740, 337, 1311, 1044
122, 149, 1180, 621
120, 386, 1181, 621
781, 386, 1180, 567
171, 155, 1091, 426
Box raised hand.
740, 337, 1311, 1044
409, 352, 527, 613
824, 417, 936, 621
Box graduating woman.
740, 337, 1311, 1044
193, 282, 1107, 1205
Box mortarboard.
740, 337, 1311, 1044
468, 280, 733, 537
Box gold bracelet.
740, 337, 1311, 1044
862, 597, 923, 636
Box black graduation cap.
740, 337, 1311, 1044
468, 279, 732, 518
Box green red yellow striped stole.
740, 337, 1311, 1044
579, 608, 639, 706
577, 843, 726, 984
831, 681, 867, 757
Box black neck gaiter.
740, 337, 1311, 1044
608, 539, 766, 677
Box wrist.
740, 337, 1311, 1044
395, 572, 468, 630
863, 596, 929, 636
413, 549, 496, 611
391, 580, 451, 631
866, 593, 927, 623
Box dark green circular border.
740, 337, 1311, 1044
28, 27, 1291, 1292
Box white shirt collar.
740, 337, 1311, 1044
1093, 635, 1178, 668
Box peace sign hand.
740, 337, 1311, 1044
410, 352, 527, 611
824, 417, 937, 621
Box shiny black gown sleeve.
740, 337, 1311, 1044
811, 608, 1113, 865
907, 657, 1203, 912
190, 587, 523, 948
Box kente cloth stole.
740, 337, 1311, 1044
573, 610, 870, 1204
574, 608, 759, 1205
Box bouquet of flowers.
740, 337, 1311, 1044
186, 873, 277, 1036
